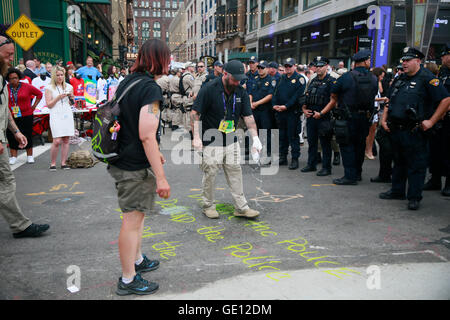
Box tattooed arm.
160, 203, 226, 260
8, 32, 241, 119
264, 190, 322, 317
140, 101, 170, 199
243, 114, 258, 138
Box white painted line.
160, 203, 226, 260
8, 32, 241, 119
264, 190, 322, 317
10, 143, 51, 171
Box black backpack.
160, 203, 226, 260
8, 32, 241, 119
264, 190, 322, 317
349, 70, 376, 111
91, 78, 142, 164
178, 73, 190, 96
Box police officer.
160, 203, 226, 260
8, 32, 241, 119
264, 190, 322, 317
248, 60, 274, 164
272, 57, 306, 169
301, 57, 336, 176
202, 61, 223, 87
193, 60, 208, 99
245, 56, 259, 93
317, 50, 378, 185
268, 61, 281, 87
423, 43, 450, 197
156, 74, 172, 130
169, 68, 183, 130
379, 47, 450, 210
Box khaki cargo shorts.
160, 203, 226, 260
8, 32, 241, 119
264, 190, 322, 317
108, 165, 157, 214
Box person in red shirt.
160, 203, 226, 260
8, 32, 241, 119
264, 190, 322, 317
70, 72, 85, 109
6, 68, 42, 164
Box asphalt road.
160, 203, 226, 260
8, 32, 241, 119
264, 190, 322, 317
0, 129, 449, 300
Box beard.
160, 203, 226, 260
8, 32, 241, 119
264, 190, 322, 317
224, 75, 238, 93
0, 58, 9, 77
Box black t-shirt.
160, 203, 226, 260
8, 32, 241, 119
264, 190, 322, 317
192, 77, 252, 147
113, 72, 163, 171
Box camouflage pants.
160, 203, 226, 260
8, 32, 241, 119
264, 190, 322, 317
0, 150, 31, 233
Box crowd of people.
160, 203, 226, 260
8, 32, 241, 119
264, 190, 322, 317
1, 34, 449, 296
4, 55, 128, 168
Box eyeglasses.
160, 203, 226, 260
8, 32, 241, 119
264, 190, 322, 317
0, 38, 13, 47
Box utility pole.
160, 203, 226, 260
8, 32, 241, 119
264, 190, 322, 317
18, 0, 34, 61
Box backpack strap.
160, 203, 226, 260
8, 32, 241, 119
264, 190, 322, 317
113, 78, 143, 104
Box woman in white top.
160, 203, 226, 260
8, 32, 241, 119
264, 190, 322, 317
45, 66, 75, 171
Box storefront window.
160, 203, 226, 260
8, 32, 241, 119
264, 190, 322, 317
262, 0, 275, 26
279, 0, 298, 19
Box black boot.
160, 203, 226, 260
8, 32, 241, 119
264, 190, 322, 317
423, 176, 441, 191
442, 178, 450, 197
333, 152, 340, 166
289, 158, 299, 170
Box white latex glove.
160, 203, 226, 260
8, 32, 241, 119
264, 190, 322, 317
251, 151, 260, 163
252, 136, 263, 153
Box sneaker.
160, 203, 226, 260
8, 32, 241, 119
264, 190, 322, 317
13, 223, 50, 238
49, 165, 57, 171
202, 207, 220, 219
27, 156, 35, 164
9, 157, 17, 165
135, 255, 160, 274
61, 164, 70, 170
116, 273, 159, 296
234, 208, 260, 218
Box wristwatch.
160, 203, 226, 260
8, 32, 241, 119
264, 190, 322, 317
319, 111, 323, 117
13, 129, 19, 134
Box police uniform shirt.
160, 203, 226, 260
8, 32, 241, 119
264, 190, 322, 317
272, 71, 306, 110
330, 66, 377, 108
305, 73, 335, 112
271, 72, 281, 88
245, 70, 259, 93
387, 67, 449, 121
439, 65, 450, 93
193, 77, 253, 147
248, 74, 275, 111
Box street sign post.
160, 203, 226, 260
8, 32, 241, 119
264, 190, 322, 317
6, 14, 44, 52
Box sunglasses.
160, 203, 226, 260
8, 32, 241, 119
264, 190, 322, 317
284, 64, 293, 68
197, 65, 205, 68
257, 66, 265, 69
0, 38, 13, 47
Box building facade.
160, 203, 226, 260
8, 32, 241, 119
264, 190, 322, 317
184, 0, 218, 62
132, 0, 183, 52
245, 0, 450, 68
215, 0, 250, 63
1, 0, 114, 65
168, 2, 187, 62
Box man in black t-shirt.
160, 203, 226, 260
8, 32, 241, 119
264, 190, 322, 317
191, 60, 262, 219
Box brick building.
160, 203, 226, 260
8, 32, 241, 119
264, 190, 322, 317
132, 0, 184, 51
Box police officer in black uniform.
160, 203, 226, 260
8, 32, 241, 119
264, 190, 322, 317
318, 50, 378, 185
379, 47, 450, 210
423, 43, 450, 196
245, 56, 259, 93
300, 56, 336, 176
248, 60, 274, 164
272, 57, 306, 169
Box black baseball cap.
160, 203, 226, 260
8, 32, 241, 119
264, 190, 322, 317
224, 60, 247, 81
214, 61, 223, 67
